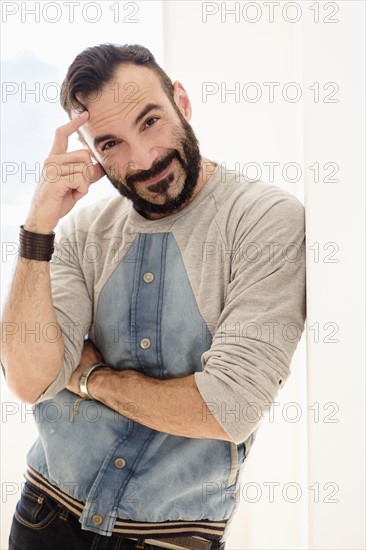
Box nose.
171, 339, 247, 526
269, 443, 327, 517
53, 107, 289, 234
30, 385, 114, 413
127, 139, 159, 172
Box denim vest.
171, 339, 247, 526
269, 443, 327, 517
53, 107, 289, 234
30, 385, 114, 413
26, 230, 255, 536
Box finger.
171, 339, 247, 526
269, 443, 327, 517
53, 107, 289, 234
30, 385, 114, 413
59, 162, 105, 187
73, 181, 89, 198
83, 162, 106, 184
46, 149, 92, 166
49, 111, 89, 156
42, 162, 91, 183
59, 163, 90, 177
71, 177, 93, 201
60, 172, 88, 190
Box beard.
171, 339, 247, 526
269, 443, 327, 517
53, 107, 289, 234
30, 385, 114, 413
104, 109, 202, 216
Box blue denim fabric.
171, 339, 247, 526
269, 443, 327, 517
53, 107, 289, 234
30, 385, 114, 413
9, 481, 225, 550
26, 232, 250, 536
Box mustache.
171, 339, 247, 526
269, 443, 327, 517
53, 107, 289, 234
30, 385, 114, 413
125, 150, 179, 186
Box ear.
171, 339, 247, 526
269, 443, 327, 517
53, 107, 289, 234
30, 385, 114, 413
172, 81, 192, 121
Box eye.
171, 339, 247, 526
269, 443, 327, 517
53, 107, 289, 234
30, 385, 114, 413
102, 140, 118, 151
144, 116, 159, 128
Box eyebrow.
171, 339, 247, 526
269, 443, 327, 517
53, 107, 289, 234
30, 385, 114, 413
93, 103, 164, 149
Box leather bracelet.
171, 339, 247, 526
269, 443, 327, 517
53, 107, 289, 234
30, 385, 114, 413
78, 362, 107, 399
19, 225, 55, 262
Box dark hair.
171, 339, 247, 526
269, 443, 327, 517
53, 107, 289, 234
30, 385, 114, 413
60, 43, 175, 114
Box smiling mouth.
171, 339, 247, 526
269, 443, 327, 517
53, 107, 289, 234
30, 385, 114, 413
139, 160, 173, 186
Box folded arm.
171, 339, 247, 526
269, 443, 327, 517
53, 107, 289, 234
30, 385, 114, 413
66, 351, 234, 441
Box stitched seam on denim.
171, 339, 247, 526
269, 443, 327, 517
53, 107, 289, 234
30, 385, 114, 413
113, 430, 156, 510
14, 505, 60, 530
130, 233, 143, 368
227, 443, 239, 487
156, 233, 168, 377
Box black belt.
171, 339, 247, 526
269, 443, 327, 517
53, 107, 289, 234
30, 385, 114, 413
126, 535, 225, 550
59, 507, 221, 550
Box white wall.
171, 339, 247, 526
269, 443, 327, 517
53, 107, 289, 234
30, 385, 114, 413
302, 2, 365, 549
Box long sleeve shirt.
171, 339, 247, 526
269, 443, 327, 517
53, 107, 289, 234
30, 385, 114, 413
25, 164, 306, 541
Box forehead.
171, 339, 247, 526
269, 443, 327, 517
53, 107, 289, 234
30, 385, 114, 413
76, 64, 168, 136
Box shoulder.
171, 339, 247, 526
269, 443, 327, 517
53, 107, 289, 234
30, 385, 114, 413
212, 170, 305, 237
55, 194, 130, 240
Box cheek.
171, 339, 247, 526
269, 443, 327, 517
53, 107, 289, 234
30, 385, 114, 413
103, 153, 129, 177
100, 158, 122, 181
153, 120, 178, 144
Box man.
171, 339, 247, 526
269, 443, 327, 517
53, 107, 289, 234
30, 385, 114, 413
1, 44, 306, 550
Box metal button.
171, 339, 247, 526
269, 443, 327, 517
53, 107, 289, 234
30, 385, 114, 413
91, 514, 103, 525
143, 272, 154, 283
114, 457, 126, 469
140, 338, 151, 349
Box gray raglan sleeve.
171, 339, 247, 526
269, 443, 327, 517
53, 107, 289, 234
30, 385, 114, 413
34, 217, 93, 403
194, 196, 306, 444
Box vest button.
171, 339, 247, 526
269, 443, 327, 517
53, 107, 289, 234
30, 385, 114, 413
143, 272, 154, 283
140, 338, 151, 349
114, 457, 126, 469
91, 514, 103, 525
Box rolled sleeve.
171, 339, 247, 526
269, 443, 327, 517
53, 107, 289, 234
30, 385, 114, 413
195, 196, 306, 444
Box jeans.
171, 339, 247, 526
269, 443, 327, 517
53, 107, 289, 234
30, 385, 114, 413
9, 481, 225, 550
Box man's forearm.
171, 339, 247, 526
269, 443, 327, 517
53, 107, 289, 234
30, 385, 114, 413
87, 368, 233, 441
0, 257, 64, 403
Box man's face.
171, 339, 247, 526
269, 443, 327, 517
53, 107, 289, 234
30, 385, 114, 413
77, 64, 202, 218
